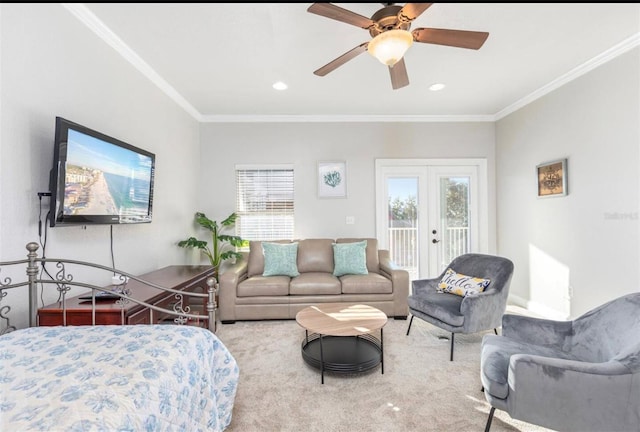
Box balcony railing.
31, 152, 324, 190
388, 226, 469, 280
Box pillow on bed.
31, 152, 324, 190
332, 240, 368, 277
437, 268, 491, 297
262, 242, 300, 277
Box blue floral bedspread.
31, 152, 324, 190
0, 324, 239, 431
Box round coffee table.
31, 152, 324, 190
295, 303, 388, 384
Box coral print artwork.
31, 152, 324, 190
324, 170, 342, 188
318, 161, 347, 198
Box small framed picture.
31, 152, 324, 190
536, 158, 567, 198
318, 161, 346, 198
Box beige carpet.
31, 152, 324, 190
215, 316, 554, 432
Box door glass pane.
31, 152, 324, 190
387, 177, 419, 280
439, 176, 470, 268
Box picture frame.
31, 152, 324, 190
318, 161, 347, 198
536, 158, 568, 197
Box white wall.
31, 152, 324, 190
199, 121, 496, 244
3, 4, 635, 328
496, 47, 640, 318
0, 4, 202, 327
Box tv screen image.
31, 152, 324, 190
50, 117, 155, 227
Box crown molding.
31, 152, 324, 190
65, 4, 639, 125
62, 3, 202, 121
495, 32, 640, 121
199, 114, 496, 123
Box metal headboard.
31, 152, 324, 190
0, 242, 217, 335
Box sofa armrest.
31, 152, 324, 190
379, 250, 410, 316
502, 314, 572, 348
379, 251, 409, 290
378, 249, 401, 273
219, 252, 249, 322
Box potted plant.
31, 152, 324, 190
178, 212, 245, 283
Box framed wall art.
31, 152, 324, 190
536, 158, 567, 198
318, 161, 346, 198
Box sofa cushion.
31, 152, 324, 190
337, 238, 380, 274
247, 240, 291, 277
290, 272, 341, 295
297, 239, 334, 273
340, 273, 392, 294
262, 242, 300, 277
237, 275, 290, 297
437, 268, 491, 297
333, 240, 368, 277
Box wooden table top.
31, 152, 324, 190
38, 265, 213, 312
295, 303, 387, 336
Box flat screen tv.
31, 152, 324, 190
49, 117, 155, 227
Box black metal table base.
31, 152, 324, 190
301, 330, 384, 384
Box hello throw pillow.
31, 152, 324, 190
437, 268, 491, 297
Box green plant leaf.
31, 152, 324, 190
177, 237, 208, 250
179, 212, 245, 271
221, 212, 238, 226
218, 234, 244, 247
220, 251, 242, 261
195, 212, 217, 231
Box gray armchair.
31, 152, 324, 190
406, 253, 514, 361
481, 292, 640, 432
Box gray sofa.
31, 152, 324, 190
218, 238, 410, 323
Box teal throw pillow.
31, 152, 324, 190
262, 242, 300, 277
333, 240, 368, 277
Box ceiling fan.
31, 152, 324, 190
307, 3, 489, 90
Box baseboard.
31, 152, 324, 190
508, 294, 527, 307
508, 294, 570, 320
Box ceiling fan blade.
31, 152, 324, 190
389, 58, 409, 90
307, 3, 374, 29
398, 3, 433, 23
313, 42, 369, 77
412, 28, 489, 50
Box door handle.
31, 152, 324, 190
432, 238, 440, 244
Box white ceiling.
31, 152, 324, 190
70, 3, 640, 122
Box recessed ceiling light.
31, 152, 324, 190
272, 81, 288, 91
429, 83, 446, 91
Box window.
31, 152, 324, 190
236, 165, 294, 244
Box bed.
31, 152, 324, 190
0, 242, 240, 431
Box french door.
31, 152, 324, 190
375, 159, 488, 280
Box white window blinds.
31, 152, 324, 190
236, 166, 294, 242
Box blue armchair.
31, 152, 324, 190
481, 292, 640, 431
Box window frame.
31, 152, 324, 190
235, 164, 295, 246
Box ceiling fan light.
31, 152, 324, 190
368, 29, 413, 66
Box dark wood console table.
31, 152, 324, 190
37, 265, 214, 326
